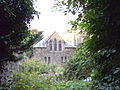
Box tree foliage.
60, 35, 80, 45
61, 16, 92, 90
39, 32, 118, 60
55, 0, 120, 89
23, 31, 43, 58
0, 0, 38, 61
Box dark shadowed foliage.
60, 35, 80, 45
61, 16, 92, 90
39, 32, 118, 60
0, 0, 39, 61
55, 0, 120, 89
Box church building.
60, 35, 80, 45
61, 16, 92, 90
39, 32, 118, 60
33, 31, 76, 65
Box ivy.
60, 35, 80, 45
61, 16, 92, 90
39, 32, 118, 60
55, 0, 120, 89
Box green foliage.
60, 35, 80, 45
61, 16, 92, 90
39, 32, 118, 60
16, 59, 52, 74
12, 59, 52, 89
55, 0, 120, 89
22, 31, 43, 58
0, 0, 38, 61
0, 79, 16, 90
63, 45, 92, 80
1, 59, 55, 90
53, 80, 91, 90
0, 58, 91, 90
94, 67, 120, 90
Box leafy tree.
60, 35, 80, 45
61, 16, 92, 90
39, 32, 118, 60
0, 0, 43, 84
23, 31, 43, 58
56, 0, 120, 89
0, 0, 38, 61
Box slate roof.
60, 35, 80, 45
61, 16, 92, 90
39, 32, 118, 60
33, 31, 76, 48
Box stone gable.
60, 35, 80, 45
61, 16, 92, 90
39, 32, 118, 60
33, 31, 76, 65
47, 31, 64, 42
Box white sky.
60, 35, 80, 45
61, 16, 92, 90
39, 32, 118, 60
30, 0, 77, 36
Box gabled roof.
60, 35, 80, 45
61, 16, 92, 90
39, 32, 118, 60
33, 31, 76, 48
47, 31, 64, 42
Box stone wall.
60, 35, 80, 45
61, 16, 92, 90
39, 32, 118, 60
33, 47, 75, 65
0, 59, 26, 84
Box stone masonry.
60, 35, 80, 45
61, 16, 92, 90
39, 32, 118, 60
33, 31, 76, 65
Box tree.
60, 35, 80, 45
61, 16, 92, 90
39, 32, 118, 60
56, 0, 120, 89
0, 0, 38, 61
23, 30, 43, 58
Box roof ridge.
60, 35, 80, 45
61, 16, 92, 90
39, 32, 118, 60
33, 31, 76, 48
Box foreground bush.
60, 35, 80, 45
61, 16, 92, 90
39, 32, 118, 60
0, 59, 54, 90
52, 80, 91, 90
13, 59, 56, 90
0, 58, 91, 90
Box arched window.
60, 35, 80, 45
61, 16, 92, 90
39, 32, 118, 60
44, 57, 47, 63
49, 40, 52, 51
59, 40, 62, 51
54, 39, 57, 51
61, 57, 64, 64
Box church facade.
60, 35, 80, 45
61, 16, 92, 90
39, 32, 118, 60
33, 31, 76, 65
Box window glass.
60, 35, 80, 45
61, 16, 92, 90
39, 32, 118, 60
48, 57, 51, 64
54, 39, 57, 51
61, 57, 64, 64
59, 40, 62, 51
49, 40, 52, 51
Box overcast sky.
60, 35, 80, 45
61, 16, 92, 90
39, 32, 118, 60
30, 0, 77, 36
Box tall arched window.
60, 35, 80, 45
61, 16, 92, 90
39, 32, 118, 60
59, 40, 62, 51
49, 40, 52, 51
54, 39, 57, 51
61, 57, 64, 64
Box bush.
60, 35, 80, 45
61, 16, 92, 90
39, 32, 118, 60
0, 59, 55, 90
52, 80, 91, 90
0, 58, 91, 90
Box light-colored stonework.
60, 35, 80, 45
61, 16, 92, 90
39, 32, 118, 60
33, 31, 76, 65
65, 30, 85, 46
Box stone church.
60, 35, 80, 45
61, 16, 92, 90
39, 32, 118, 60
33, 31, 76, 65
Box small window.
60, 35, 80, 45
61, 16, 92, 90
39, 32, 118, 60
61, 57, 64, 64
65, 56, 67, 62
44, 57, 47, 63
48, 57, 51, 64
49, 40, 52, 51
59, 40, 62, 51
54, 39, 57, 51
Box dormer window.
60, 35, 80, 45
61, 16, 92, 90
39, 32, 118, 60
59, 40, 62, 51
49, 40, 52, 51
54, 39, 57, 51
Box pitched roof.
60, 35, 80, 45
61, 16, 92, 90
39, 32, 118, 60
33, 31, 76, 48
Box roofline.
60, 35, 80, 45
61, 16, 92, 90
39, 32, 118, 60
33, 47, 46, 48
47, 31, 65, 42
65, 46, 76, 48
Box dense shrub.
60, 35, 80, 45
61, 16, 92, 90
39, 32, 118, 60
0, 58, 91, 90
52, 80, 91, 90
55, 0, 120, 89
0, 59, 54, 90
63, 45, 92, 80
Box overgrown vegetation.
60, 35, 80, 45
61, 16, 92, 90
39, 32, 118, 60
55, 0, 120, 89
0, 59, 91, 90
0, 0, 43, 84
1, 0, 120, 89
0, 0, 39, 61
